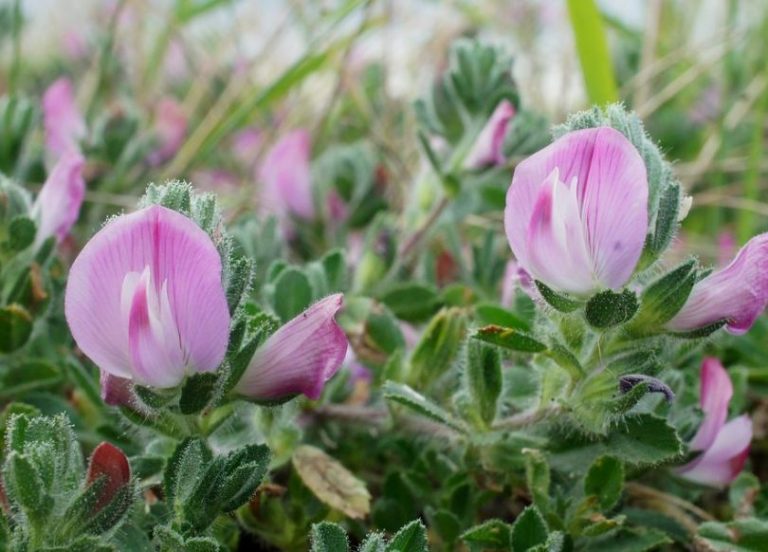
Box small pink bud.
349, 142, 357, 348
42, 78, 86, 160
464, 100, 515, 169
666, 234, 768, 335
32, 151, 85, 246
258, 130, 315, 220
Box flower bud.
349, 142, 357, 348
235, 294, 348, 401
665, 234, 768, 335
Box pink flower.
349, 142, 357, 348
501, 260, 535, 307
32, 151, 85, 246
464, 100, 516, 168
258, 130, 315, 220
666, 234, 768, 335
232, 127, 264, 168
65, 206, 231, 389
235, 294, 347, 400
504, 127, 648, 295
42, 78, 86, 159
147, 98, 187, 166
677, 358, 752, 487
100, 371, 135, 407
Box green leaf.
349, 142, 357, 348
0, 304, 33, 353
292, 445, 370, 519
383, 381, 466, 432
524, 449, 551, 511
590, 528, 671, 552
0, 360, 62, 399
7, 215, 35, 251
670, 320, 727, 339
408, 308, 467, 386
565, 0, 618, 105
475, 303, 530, 331
386, 520, 428, 552
729, 472, 760, 516
179, 373, 218, 414
272, 267, 313, 322
310, 522, 349, 552
697, 518, 768, 552
535, 281, 581, 313
4, 452, 52, 519
584, 455, 624, 511
512, 505, 549, 551
164, 438, 213, 510
380, 283, 442, 323
216, 443, 270, 511
461, 519, 513, 550
473, 325, 546, 353
585, 290, 638, 329
466, 340, 502, 426
632, 259, 697, 329
359, 533, 386, 552
550, 414, 683, 471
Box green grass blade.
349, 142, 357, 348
566, 0, 619, 105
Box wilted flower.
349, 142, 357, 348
236, 294, 347, 400
147, 98, 187, 165
505, 127, 648, 295
43, 78, 86, 159
258, 130, 315, 220
65, 205, 231, 389
677, 358, 752, 487
32, 151, 85, 246
464, 99, 515, 168
666, 234, 768, 335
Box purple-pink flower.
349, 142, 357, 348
147, 98, 187, 166
235, 294, 347, 400
464, 100, 515, 169
258, 130, 315, 220
666, 234, 768, 335
32, 151, 86, 246
43, 78, 86, 159
504, 127, 648, 295
677, 358, 752, 487
65, 205, 231, 389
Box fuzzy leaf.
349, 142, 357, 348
383, 381, 466, 432
310, 522, 349, 552
585, 290, 639, 329
512, 505, 548, 550
461, 519, 513, 549
584, 455, 624, 511
386, 520, 428, 552
535, 281, 581, 313
473, 325, 546, 353
466, 340, 502, 426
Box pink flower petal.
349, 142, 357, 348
464, 100, 516, 168
678, 415, 752, 487
236, 294, 348, 400
666, 233, 768, 335
505, 127, 648, 294
43, 78, 86, 159
65, 205, 230, 388
689, 358, 733, 451
32, 151, 85, 245
258, 130, 315, 220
